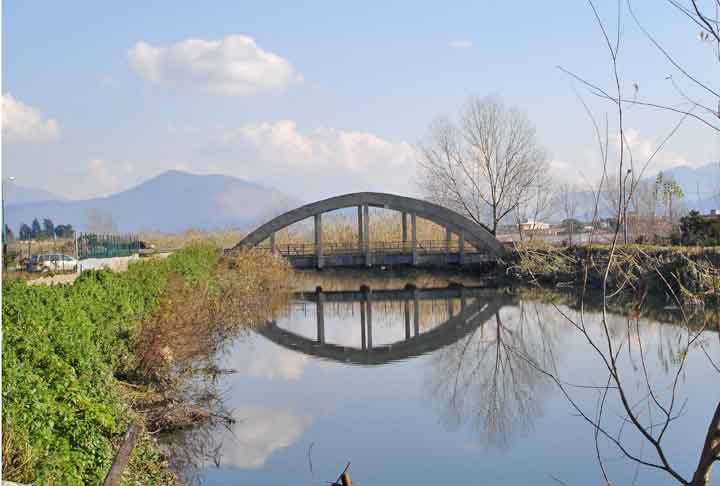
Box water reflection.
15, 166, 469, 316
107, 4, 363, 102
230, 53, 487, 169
165, 279, 718, 486
427, 301, 561, 448
258, 285, 511, 365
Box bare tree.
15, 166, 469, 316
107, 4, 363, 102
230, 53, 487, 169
531, 1, 720, 484
557, 183, 581, 243
86, 208, 117, 233
417, 96, 549, 235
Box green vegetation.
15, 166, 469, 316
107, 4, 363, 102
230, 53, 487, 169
675, 210, 720, 246
2, 243, 292, 485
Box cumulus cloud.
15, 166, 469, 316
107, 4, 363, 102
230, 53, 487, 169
448, 40, 473, 49
219, 119, 416, 171
128, 35, 302, 96
2, 93, 60, 144
217, 407, 311, 468
620, 129, 690, 171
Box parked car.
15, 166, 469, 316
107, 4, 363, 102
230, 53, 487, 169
27, 253, 78, 273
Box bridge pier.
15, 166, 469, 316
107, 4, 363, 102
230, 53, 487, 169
445, 227, 452, 262
360, 298, 367, 350
314, 214, 323, 269
411, 213, 417, 266
402, 212, 408, 250
404, 300, 411, 340
270, 232, 276, 255
459, 231, 465, 265
366, 290, 373, 349
357, 206, 363, 252
363, 204, 371, 267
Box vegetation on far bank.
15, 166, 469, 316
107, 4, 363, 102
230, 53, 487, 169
2, 242, 293, 485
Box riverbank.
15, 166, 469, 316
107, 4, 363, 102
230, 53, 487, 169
509, 244, 720, 305
1, 243, 293, 484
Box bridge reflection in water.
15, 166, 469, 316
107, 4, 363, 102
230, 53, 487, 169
257, 285, 510, 365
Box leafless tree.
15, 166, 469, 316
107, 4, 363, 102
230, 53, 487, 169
417, 96, 549, 235
86, 208, 117, 233
534, 1, 720, 484
557, 183, 581, 243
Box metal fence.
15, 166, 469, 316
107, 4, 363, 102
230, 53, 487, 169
77, 233, 142, 259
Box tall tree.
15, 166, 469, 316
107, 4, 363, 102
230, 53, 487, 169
42, 218, 54, 239
19, 224, 32, 241
417, 96, 549, 235
30, 219, 42, 239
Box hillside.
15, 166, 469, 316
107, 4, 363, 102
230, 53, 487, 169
4, 171, 299, 233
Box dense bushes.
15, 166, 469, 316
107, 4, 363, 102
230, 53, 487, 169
1, 244, 220, 484
676, 211, 720, 246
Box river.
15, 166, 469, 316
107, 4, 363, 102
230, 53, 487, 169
162, 271, 719, 485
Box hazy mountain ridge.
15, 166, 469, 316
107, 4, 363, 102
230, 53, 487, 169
5, 171, 300, 233
3, 181, 68, 205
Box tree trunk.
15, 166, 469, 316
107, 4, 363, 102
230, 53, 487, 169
691, 401, 720, 486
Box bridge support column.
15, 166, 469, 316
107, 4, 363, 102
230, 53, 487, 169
459, 231, 465, 265
411, 214, 417, 266
316, 288, 325, 344
446, 227, 452, 262
270, 233, 276, 255
401, 212, 408, 249
460, 286, 467, 312
363, 204, 371, 267
315, 214, 323, 269
357, 206, 364, 252
447, 298, 454, 319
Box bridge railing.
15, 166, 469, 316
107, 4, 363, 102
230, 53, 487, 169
257, 239, 479, 257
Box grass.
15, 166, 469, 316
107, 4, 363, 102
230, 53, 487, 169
2, 241, 294, 485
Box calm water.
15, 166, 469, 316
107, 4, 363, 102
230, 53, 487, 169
167, 274, 719, 485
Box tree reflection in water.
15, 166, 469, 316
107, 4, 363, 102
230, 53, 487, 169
428, 300, 563, 448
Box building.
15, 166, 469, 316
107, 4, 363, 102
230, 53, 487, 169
518, 219, 550, 232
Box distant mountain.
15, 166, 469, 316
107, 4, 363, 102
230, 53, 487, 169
660, 163, 719, 212
5, 170, 300, 233
3, 181, 68, 205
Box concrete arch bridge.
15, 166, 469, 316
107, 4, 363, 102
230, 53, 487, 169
233, 192, 505, 269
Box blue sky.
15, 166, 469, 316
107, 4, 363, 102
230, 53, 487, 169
3, 1, 718, 200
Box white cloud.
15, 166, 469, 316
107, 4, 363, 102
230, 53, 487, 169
620, 129, 690, 171
217, 407, 311, 468
219, 119, 417, 171
448, 40, 473, 49
128, 35, 302, 96
2, 93, 60, 144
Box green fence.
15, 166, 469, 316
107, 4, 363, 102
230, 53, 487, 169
77, 233, 141, 259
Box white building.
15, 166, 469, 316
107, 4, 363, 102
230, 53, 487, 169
518, 219, 550, 232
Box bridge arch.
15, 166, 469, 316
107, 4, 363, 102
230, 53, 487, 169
233, 192, 505, 260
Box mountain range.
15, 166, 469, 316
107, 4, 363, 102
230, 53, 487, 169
4, 171, 299, 234
3, 163, 718, 234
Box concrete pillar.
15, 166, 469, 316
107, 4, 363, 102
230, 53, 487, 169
413, 289, 420, 336
357, 206, 364, 252
315, 213, 323, 269
447, 298, 454, 319
404, 300, 411, 340
316, 289, 325, 344
446, 227, 452, 253
366, 291, 373, 349
363, 204, 371, 266
270, 232, 276, 255
401, 212, 408, 249
460, 287, 467, 312
360, 300, 367, 350
459, 230, 465, 265
411, 213, 417, 266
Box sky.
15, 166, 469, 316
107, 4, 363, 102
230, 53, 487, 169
2, 1, 718, 201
